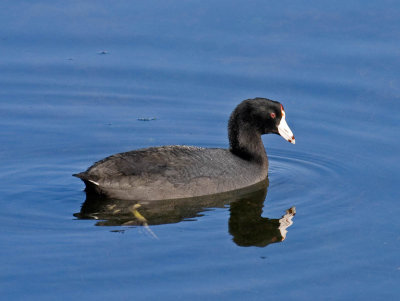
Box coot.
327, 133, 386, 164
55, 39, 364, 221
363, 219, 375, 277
74, 97, 295, 201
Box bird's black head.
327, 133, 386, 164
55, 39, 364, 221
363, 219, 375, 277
229, 97, 295, 144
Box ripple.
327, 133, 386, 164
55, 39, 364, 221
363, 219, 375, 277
266, 147, 351, 208
270, 147, 344, 177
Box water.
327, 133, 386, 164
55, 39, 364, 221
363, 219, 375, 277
1, 1, 399, 300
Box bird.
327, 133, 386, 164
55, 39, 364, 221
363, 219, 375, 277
74, 97, 295, 201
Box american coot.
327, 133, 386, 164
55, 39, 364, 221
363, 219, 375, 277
74, 97, 295, 201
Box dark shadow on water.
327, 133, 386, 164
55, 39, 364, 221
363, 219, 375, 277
74, 179, 296, 247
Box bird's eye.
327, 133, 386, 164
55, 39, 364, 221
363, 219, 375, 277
270, 112, 276, 119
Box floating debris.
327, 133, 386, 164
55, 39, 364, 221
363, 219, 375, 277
110, 229, 125, 234
137, 117, 157, 121
129, 204, 158, 239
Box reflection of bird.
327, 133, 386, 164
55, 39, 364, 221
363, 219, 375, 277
229, 197, 296, 248
74, 179, 296, 248
278, 207, 296, 240
74, 98, 295, 201
74, 180, 270, 227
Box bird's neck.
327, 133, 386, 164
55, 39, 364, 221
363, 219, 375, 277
229, 125, 267, 165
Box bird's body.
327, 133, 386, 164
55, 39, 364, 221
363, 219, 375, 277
74, 145, 268, 200
74, 98, 295, 201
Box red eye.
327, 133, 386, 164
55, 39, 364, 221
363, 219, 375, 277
270, 112, 276, 119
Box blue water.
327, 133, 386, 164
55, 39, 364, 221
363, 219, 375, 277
1, 1, 399, 300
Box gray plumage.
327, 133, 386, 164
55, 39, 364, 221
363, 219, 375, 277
74, 146, 267, 200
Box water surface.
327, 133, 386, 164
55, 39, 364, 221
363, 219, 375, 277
1, 1, 399, 300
